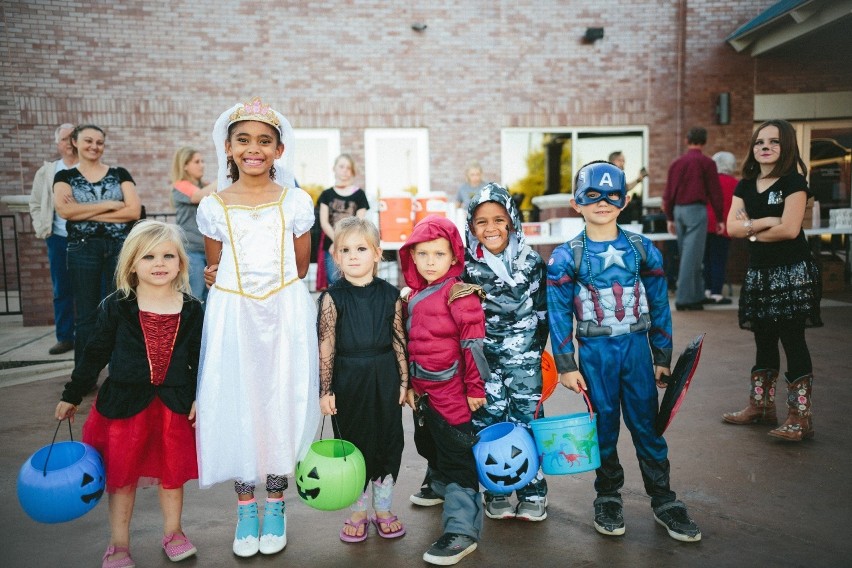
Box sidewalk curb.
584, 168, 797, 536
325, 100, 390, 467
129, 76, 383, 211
0, 362, 73, 388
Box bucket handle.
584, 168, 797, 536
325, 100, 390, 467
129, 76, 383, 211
318, 415, 353, 462
534, 387, 595, 422
42, 419, 74, 477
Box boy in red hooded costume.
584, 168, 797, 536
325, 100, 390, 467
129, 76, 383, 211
399, 215, 488, 566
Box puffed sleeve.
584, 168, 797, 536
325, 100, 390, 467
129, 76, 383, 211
196, 195, 223, 241
289, 187, 316, 237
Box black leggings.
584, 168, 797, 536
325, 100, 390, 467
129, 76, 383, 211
753, 320, 812, 380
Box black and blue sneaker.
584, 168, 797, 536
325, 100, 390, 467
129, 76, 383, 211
653, 501, 702, 542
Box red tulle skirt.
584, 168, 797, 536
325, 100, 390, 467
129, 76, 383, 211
82, 396, 198, 493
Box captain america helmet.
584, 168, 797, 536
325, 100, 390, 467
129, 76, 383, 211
573, 161, 628, 208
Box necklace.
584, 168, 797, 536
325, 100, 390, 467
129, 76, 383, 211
581, 228, 641, 312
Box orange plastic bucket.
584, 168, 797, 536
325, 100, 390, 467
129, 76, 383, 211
413, 193, 448, 225
379, 197, 413, 242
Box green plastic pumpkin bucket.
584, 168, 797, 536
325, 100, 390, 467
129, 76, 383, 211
295, 438, 366, 511
530, 389, 600, 475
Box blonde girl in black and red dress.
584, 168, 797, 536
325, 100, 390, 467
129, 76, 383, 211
55, 220, 204, 568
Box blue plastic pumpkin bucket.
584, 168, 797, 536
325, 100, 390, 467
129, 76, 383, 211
17, 421, 105, 524
473, 422, 539, 494
530, 390, 601, 475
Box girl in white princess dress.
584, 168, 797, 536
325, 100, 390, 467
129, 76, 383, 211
194, 97, 320, 558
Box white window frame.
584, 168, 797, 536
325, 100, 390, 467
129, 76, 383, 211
501, 126, 651, 203
364, 128, 430, 220
292, 128, 341, 189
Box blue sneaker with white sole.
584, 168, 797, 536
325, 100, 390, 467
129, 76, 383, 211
259, 499, 287, 554
233, 500, 260, 557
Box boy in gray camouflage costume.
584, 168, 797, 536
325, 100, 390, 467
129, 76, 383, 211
465, 183, 549, 520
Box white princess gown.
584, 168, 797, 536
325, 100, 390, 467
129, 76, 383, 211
195, 187, 320, 488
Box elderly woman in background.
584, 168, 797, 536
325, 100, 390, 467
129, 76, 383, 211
702, 151, 738, 305
54, 124, 141, 363
170, 146, 213, 301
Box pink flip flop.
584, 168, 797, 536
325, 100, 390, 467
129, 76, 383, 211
339, 516, 369, 543
371, 515, 406, 539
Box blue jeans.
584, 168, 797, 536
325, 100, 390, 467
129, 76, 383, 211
46, 234, 75, 343
67, 237, 123, 364
702, 233, 730, 296
186, 249, 208, 303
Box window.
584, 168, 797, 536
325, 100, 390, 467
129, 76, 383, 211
293, 129, 340, 201
501, 127, 650, 207
364, 128, 430, 208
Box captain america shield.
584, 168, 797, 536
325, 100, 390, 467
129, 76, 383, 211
655, 333, 705, 436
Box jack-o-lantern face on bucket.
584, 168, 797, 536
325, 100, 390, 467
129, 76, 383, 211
295, 439, 367, 511
473, 422, 540, 494
296, 466, 321, 501
17, 441, 105, 524
80, 471, 105, 504
483, 445, 530, 487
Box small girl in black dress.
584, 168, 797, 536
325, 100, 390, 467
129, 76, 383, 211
317, 216, 411, 542
722, 119, 822, 441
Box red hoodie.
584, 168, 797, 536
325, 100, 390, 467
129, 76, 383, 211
399, 216, 488, 425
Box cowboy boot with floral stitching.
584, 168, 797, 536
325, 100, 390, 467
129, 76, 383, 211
722, 368, 778, 425
768, 373, 814, 441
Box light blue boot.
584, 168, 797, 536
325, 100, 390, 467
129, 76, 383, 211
233, 500, 260, 557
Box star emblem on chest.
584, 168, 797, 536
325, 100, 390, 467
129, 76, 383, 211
596, 245, 627, 270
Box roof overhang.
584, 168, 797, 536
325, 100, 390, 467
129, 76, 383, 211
727, 0, 852, 56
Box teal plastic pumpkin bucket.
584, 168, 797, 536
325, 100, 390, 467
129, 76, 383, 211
530, 390, 600, 475
295, 439, 366, 511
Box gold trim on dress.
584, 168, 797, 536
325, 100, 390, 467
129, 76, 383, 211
212, 188, 292, 299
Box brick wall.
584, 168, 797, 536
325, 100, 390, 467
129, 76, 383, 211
1, 1, 849, 323
2, 1, 791, 213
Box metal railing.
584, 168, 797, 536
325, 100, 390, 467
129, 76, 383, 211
0, 214, 22, 315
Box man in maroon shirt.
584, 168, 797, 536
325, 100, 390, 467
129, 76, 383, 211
663, 127, 725, 311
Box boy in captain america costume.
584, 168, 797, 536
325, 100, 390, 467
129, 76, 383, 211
547, 161, 702, 542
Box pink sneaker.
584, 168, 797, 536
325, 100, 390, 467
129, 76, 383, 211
162, 532, 198, 562
102, 545, 135, 568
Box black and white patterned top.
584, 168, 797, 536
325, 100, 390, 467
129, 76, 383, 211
54, 166, 135, 242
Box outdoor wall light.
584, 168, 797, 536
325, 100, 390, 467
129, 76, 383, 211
716, 92, 731, 125
584, 27, 604, 43
411, 22, 427, 32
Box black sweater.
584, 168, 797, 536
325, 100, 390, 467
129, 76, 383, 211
61, 292, 204, 418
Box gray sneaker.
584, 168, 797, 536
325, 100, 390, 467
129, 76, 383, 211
653, 501, 701, 542
515, 498, 547, 521
593, 496, 625, 536
484, 495, 515, 520
423, 533, 478, 565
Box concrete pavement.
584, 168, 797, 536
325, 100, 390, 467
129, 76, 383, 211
1, 290, 851, 567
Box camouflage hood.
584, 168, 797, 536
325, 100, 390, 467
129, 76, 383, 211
464, 183, 525, 287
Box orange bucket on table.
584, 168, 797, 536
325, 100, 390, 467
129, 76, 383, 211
379, 196, 413, 242
413, 193, 448, 225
